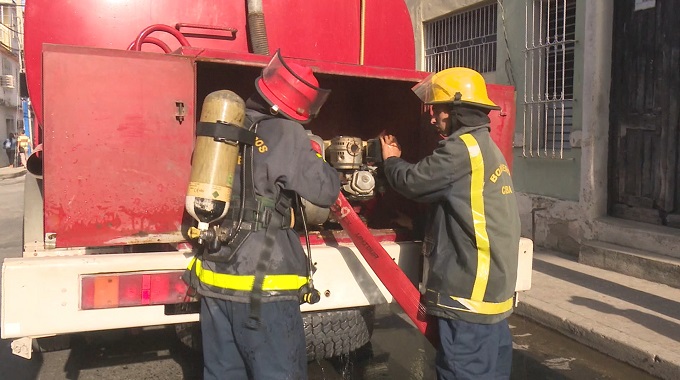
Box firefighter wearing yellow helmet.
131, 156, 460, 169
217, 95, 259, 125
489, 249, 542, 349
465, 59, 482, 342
380, 67, 520, 379
412, 66, 501, 109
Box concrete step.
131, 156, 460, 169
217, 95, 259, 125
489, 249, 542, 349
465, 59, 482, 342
593, 216, 680, 259
579, 240, 680, 289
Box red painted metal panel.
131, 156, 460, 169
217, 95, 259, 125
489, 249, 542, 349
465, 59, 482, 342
25, 0, 417, 128
25, 0, 247, 131
42, 45, 195, 248
487, 84, 517, 171
362, 0, 416, 69
261, 0, 361, 64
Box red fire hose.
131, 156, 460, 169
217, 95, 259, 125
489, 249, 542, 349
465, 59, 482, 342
330, 192, 439, 347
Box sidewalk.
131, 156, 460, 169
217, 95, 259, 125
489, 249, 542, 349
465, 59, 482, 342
0, 165, 26, 180
516, 250, 680, 380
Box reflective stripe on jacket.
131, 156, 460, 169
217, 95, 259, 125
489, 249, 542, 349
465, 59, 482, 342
383, 124, 520, 324
188, 256, 308, 291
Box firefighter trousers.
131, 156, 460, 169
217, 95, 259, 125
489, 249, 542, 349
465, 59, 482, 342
201, 296, 307, 380
435, 317, 513, 380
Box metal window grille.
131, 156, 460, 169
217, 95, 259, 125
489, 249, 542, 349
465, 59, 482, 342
424, 3, 497, 73
523, 0, 576, 158
0, 24, 10, 49
0, 6, 11, 27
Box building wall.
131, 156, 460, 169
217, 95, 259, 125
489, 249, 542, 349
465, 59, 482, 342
405, 0, 482, 69
0, 0, 22, 167
0, 51, 20, 158
403, 0, 615, 255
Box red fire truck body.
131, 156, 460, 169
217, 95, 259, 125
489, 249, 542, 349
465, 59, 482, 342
2, 0, 531, 359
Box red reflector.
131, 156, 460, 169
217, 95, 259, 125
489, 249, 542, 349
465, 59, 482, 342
81, 271, 189, 310
142, 274, 151, 305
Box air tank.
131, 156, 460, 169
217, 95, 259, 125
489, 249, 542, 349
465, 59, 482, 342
185, 90, 246, 231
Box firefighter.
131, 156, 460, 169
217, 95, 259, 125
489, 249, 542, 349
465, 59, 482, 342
380, 67, 520, 380
184, 51, 340, 380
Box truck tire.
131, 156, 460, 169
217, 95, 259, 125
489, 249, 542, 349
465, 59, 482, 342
304, 306, 375, 361
174, 306, 376, 361
175, 322, 202, 352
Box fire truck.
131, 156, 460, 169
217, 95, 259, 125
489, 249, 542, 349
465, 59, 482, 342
2, 0, 533, 360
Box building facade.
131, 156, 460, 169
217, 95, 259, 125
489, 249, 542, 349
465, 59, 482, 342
404, 0, 680, 286
0, 0, 23, 167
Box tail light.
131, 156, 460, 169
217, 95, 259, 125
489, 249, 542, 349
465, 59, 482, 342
81, 271, 189, 310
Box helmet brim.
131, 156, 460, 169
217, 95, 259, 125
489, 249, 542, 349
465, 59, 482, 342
426, 99, 501, 111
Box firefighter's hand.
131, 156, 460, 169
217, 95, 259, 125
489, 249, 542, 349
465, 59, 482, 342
380, 134, 402, 160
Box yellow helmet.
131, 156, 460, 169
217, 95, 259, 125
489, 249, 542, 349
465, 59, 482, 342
412, 67, 500, 110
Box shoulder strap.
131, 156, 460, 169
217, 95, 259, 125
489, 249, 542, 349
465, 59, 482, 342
201, 114, 273, 264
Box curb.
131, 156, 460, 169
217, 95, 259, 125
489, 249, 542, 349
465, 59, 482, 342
0, 168, 26, 180
516, 299, 678, 380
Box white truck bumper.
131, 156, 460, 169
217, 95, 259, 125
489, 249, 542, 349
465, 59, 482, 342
1, 242, 421, 340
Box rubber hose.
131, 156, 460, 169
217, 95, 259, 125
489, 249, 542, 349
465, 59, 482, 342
247, 12, 270, 55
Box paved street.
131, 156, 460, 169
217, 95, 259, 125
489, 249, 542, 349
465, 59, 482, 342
0, 174, 24, 256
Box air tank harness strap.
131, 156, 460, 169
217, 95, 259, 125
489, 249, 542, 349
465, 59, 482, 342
246, 190, 294, 330
200, 116, 271, 265
224, 195, 292, 232
183, 119, 260, 303
196, 121, 257, 145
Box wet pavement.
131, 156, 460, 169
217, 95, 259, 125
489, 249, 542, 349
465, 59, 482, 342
508, 314, 657, 380
309, 305, 435, 379
308, 304, 659, 380
0, 304, 659, 379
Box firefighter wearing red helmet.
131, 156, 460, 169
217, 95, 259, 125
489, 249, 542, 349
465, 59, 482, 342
185, 51, 340, 379
381, 67, 520, 379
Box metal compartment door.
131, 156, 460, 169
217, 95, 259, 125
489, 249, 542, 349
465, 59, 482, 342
42, 44, 196, 248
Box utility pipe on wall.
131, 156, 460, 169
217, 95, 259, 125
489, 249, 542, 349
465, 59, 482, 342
360, 0, 366, 65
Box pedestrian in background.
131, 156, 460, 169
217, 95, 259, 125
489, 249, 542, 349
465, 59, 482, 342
16, 129, 31, 167
380, 67, 521, 380
3, 132, 16, 167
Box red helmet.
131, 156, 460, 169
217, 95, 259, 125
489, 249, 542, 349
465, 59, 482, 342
255, 50, 330, 123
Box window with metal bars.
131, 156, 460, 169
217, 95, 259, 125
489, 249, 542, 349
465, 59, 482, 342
423, 2, 498, 73
523, 0, 576, 159
0, 6, 14, 27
